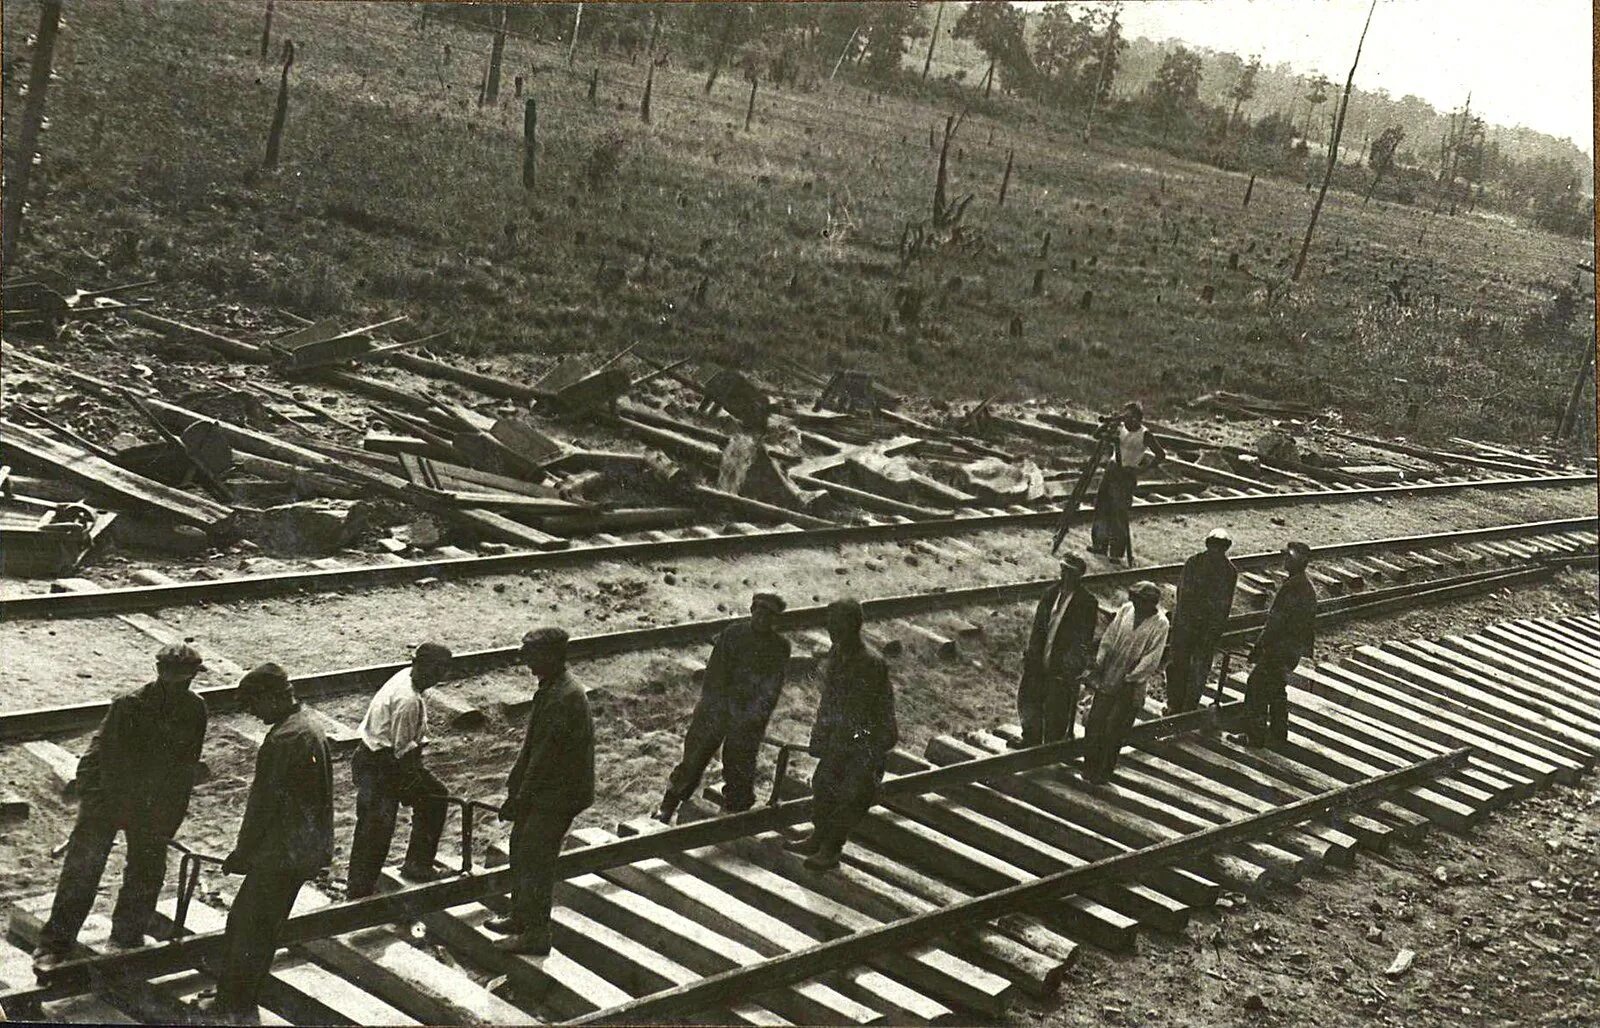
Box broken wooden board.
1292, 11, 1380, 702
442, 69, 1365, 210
0, 420, 234, 533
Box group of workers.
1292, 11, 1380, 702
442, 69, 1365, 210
29, 506, 1317, 1022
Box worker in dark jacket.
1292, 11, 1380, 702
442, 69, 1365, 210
1014, 555, 1098, 747
786, 599, 897, 872
206, 663, 333, 1022
34, 643, 208, 977
1164, 529, 1239, 714
1232, 542, 1317, 748
490, 628, 595, 955
657, 593, 791, 821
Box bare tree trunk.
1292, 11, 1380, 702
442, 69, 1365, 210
485, 6, 507, 104
922, 2, 943, 81
522, 98, 537, 190
1363, 167, 1386, 204
263, 40, 295, 170
260, 0, 275, 61
982, 58, 996, 98
2, 0, 62, 271
830, 26, 861, 80
933, 115, 954, 225
998, 147, 1014, 206
1292, 0, 1375, 282
744, 77, 758, 131
641, 62, 654, 124
1081, 11, 1118, 142
567, 2, 583, 66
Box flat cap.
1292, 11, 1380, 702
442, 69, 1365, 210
1057, 554, 1087, 576
521, 627, 569, 650
751, 592, 786, 613
1128, 581, 1162, 601
156, 642, 205, 669
1206, 527, 1233, 546
414, 642, 453, 665
238, 662, 291, 694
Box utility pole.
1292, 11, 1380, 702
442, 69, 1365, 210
1292, 0, 1375, 282
3, 0, 63, 271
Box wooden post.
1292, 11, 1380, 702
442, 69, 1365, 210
485, 6, 507, 104
2, 0, 63, 272
1242, 173, 1255, 207
922, 2, 943, 81
522, 98, 537, 190
982, 58, 996, 98
259, 0, 275, 61
1040, 230, 1051, 259
1032, 269, 1046, 296
567, 1, 583, 65
641, 61, 654, 124
932, 115, 954, 226
744, 77, 757, 131
1556, 344, 1595, 441
262, 40, 295, 171
1293, 0, 1375, 282
998, 148, 1014, 206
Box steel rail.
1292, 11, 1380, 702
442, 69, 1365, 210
2, 476, 1590, 621
565, 749, 1472, 1025
0, 703, 1238, 1012
0, 519, 1592, 743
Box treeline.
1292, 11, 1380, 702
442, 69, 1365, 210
425, 2, 1593, 239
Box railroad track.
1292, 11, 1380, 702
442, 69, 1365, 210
4, 473, 1589, 619
2, 610, 1595, 1025
1, 518, 1592, 746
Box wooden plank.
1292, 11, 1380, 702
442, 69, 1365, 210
1437, 633, 1600, 714
567, 829, 953, 1024
0, 421, 233, 531
663, 844, 1015, 1016
20, 740, 78, 797
1408, 638, 1600, 731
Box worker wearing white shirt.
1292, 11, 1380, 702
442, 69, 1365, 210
1082, 583, 1170, 783
346, 642, 453, 897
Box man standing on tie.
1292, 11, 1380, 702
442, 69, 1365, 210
1014, 555, 1098, 747
1164, 529, 1238, 714
490, 628, 595, 956
347, 642, 453, 897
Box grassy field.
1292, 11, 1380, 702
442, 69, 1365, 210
4, 0, 1593, 445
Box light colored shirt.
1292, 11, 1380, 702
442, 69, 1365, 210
1117, 425, 1151, 470
1096, 602, 1170, 692
358, 668, 427, 758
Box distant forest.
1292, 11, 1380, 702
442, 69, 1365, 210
431, 1, 1594, 239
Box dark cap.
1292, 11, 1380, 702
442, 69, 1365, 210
238, 662, 292, 695
1057, 554, 1087, 576
521, 627, 569, 651
751, 592, 786, 614
414, 642, 453, 665
156, 643, 205, 670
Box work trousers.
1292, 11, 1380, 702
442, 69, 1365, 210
1089, 466, 1139, 561
38, 810, 168, 954
1242, 662, 1291, 746
508, 807, 578, 941
347, 746, 449, 898
1081, 680, 1148, 781
1018, 668, 1084, 746
1164, 634, 1220, 714
809, 749, 884, 854
662, 713, 761, 813
214, 868, 306, 1017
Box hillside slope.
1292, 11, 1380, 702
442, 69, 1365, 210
2, 0, 1591, 445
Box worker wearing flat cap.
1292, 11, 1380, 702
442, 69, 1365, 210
1082, 582, 1170, 783
657, 592, 792, 822
207, 663, 332, 1021
34, 643, 209, 978
1165, 529, 1239, 714
347, 642, 454, 898
1015, 555, 1098, 747
490, 628, 594, 955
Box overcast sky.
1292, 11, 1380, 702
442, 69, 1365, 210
1043, 0, 1593, 148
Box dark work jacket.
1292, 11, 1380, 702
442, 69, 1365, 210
809, 643, 897, 765
1252, 572, 1317, 668
75, 680, 207, 838
694, 621, 791, 739
232, 706, 334, 879
1019, 584, 1099, 691
1169, 549, 1239, 648
504, 670, 595, 821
